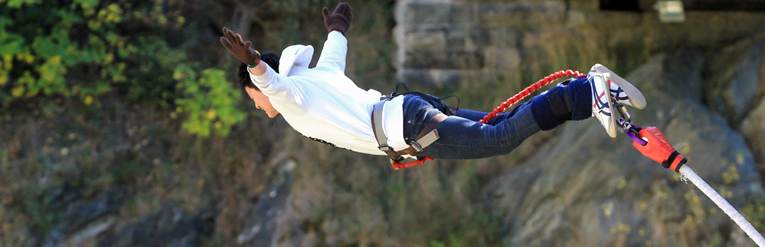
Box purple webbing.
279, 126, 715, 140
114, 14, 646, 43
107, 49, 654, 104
626, 124, 647, 146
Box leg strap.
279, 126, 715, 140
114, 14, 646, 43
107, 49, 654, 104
372, 100, 446, 161
546, 87, 573, 123
397, 113, 446, 156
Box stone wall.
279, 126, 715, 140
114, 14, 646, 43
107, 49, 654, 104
394, 0, 565, 85
394, 0, 765, 85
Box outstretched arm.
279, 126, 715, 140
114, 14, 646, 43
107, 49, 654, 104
316, 3, 353, 73
316, 31, 348, 73
220, 28, 296, 100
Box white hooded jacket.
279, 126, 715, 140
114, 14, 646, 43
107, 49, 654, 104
249, 31, 406, 155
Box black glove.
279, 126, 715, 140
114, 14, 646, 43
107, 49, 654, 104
322, 2, 353, 35
220, 27, 260, 66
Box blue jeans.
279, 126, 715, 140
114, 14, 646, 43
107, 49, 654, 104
401, 78, 591, 159
402, 94, 541, 159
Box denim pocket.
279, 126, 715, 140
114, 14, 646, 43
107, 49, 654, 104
405, 98, 433, 127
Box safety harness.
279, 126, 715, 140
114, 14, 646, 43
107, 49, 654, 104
372, 94, 446, 170
375, 70, 587, 170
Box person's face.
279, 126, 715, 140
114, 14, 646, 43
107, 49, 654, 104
245, 87, 279, 118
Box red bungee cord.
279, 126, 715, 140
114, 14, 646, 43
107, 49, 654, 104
480, 69, 585, 124
392, 69, 585, 170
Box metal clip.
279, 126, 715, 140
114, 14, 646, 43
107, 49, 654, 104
614, 103, 634, 135
614, 104, 631, 125
410, 141, 423, 152
617, 108, 647, 146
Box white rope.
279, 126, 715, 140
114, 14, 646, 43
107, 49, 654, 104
678, 165, 765, 246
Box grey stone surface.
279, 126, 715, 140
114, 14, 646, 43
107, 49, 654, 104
398, 69, 498, 87
727, 42, 762, 121
402, 26, 448, 50
98, 206, 217, 247
485, 49, 764, 246
396, 1, 765, 87
476, 2, 566, 27
403, 49, 485, 70
741, 97, 765, 167
397, 2, 474, 25
704, 38, 764, 124
484, 47, 521, 71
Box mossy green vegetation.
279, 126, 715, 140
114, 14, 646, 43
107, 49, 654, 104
0, 0, 242, 137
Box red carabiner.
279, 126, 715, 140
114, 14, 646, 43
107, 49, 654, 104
391, 157, 434, 170
632, 126, 687, 172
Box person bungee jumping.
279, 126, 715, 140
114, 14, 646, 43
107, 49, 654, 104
219, 2, 646, 165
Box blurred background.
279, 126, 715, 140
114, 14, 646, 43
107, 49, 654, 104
1, 0, 765, 246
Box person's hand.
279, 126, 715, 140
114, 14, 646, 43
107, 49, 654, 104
322, 2, 353, 35
220, 27, 260, 65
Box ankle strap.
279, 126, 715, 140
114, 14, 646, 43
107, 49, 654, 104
546, 87, 572, 122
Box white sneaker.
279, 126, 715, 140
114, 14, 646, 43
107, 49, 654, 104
589, 64, 646, 138
592, 64, 646, 110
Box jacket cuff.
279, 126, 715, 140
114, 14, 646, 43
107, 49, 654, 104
249, 64, 277, 89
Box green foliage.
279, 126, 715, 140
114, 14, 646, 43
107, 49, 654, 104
0, 0, 246, 137
743, 199, 765, 232
1, 0, 122, 103
174, 65, 245, 137
429, 233, 470, 247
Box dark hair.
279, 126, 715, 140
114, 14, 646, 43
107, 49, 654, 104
237, 51, 281, 91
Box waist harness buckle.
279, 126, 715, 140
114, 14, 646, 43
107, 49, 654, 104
410, 141, 423, 152
378, 145, 394, 152
371, 99, 445, 169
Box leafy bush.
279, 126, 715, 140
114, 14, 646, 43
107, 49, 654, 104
0, 0, 244, 136
174, 65, 245, 137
